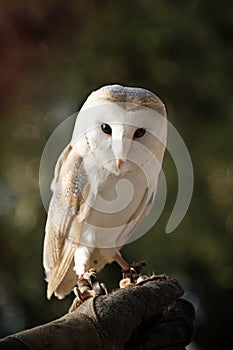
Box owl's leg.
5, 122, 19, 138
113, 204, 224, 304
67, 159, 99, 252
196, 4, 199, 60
114, 252, 147, 288
69, 268, 108, 312
69, 269, 108, 312
120, 261, 148, 288
114, 251, 130, 270
69, 247, 107, 312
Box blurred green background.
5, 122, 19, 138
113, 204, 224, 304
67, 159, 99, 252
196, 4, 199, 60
0, 1, 232, 349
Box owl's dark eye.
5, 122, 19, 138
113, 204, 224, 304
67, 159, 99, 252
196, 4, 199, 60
134, 128, 146, 138
101, 123, 112, 135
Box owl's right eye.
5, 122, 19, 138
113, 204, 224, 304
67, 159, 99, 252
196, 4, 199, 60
101, 123, 112, 135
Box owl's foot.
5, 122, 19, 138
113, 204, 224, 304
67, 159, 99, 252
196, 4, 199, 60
69, 269, 108, 312
119, 261, 148, 288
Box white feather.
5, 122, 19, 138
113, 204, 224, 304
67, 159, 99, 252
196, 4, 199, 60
43, 84, 167, 299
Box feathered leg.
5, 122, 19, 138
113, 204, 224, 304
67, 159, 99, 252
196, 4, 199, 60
69, 246, 108, 312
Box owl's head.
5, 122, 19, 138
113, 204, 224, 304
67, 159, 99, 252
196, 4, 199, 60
72, 84, 167, 175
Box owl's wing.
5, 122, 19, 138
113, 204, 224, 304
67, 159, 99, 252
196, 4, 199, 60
43, 144, 90, 299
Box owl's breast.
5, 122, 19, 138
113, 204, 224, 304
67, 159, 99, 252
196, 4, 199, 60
79, 167, 151, 248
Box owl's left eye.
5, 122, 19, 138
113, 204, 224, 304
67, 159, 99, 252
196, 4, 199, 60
101, 123, 112, 135
134, 128, 146, 138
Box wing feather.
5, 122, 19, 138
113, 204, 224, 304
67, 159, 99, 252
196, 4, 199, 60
43, 144, 89, 298
46, 241, 75, 299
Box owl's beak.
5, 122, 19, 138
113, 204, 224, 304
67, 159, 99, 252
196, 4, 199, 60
117, 159, 124, 170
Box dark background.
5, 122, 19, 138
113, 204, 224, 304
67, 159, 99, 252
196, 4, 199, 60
0, 1, 232, 349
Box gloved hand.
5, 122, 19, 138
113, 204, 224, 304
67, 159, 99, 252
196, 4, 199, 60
0, 275, 195, 350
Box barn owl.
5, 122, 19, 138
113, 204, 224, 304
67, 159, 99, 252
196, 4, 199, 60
43, 84, 167, 302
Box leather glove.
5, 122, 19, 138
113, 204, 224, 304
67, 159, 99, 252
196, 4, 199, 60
0, 275, 195, 350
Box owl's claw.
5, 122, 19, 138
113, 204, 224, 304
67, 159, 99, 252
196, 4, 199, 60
119, 261, 148, 288
69, 269, 108, 312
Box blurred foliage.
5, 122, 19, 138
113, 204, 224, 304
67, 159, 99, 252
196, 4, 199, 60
0, 0, 232, 349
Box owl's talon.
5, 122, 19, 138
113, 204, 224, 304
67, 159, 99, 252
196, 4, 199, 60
99, 282, 108, 295
69, 269, 108, 312
120, 261, 146, 288
69, 294, 82, 312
